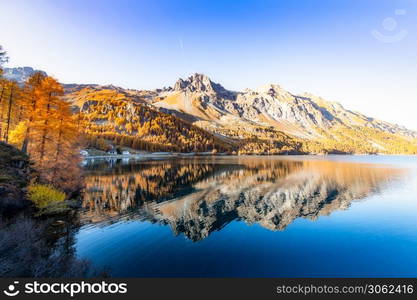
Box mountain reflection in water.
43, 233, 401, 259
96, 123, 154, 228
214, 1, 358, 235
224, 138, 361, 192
80, 157, 402, 241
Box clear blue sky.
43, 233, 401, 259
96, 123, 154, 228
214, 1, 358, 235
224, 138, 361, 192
2, 0, 417, 129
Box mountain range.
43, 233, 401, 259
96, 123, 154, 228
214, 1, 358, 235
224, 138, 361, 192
4, 67, 417, 154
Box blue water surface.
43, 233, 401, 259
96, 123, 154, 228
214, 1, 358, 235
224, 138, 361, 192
75, 156, 417, 277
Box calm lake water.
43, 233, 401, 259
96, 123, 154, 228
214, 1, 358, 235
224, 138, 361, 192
75, 155, 417, 277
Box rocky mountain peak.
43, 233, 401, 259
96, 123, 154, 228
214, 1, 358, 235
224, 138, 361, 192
173, 73, 231, 97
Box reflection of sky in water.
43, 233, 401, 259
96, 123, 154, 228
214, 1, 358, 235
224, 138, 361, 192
75, 156, 417, 277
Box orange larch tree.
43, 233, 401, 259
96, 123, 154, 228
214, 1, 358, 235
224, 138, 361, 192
21, 71, 47, 153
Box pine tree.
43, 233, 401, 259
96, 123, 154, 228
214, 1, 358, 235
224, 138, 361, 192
0, 81, 22, 142
4, 82, 21, 142
8, 121, 27, 148
48, 99, 81, 192
30, 77, 64, 165
22, 75, 83, 192
21, 72, 47, 152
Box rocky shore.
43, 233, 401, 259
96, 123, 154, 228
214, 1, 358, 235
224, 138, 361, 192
0, 142, 33, 212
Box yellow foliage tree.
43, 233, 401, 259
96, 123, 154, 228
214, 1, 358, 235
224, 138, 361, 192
8, 121, 27, 149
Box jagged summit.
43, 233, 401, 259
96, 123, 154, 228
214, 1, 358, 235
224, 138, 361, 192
174, 73, 215, 92
173, 73, 233, 98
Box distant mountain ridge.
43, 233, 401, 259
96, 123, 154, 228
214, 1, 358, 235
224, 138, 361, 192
3, 66, 47, 83
152, 73, 417, 153
157, 73, 416, 139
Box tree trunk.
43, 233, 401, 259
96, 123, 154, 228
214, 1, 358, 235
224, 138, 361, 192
17, 105, 23, 123
21, 98, 37, 153
22, 78, 42, 153
0, 84, 6, 140
55, 118, 63, 162
39, 93, 52, 162
52, 118, 64, 179
0, 83, 5, 104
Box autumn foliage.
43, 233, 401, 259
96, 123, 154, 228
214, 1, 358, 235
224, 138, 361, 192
73, 88, 234, 153
0, 61, 82, 192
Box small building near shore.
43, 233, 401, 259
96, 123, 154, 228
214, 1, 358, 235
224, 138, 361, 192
80, 150, 89, 156
107, 149, 118, 155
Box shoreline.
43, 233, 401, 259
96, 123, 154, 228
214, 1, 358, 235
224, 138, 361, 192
82, 152, 417, 160
82, 152, 216, 159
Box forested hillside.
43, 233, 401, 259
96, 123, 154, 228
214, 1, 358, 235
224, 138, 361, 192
67, 87, 234, 152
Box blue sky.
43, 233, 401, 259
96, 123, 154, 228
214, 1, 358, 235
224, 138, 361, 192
2, 0, 417, 129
